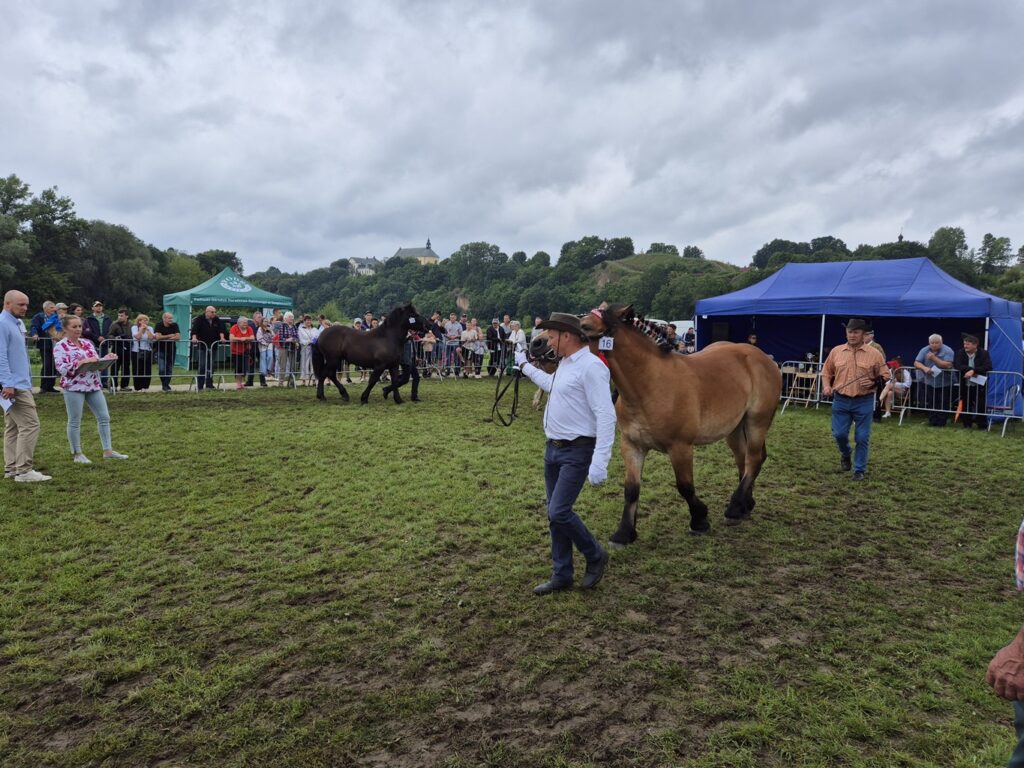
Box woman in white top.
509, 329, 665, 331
130, 313, 156, 391
52, 315, 128, 464
460, 318, 485, 378
506, 320, 527, 356
298, 315, 318, 386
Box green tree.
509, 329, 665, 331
977, 233, 1012, 275
681, 245, 705, 259
648, 243, 679, 256
752, 239, 810, 269
197, 249, 243, 276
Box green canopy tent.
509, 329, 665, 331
163, 268, 294, 367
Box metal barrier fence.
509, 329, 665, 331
779, 359, 1023, 436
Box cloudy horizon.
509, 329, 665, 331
3, 0, 1023, 273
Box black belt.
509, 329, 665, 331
547, 436, 596, 448
835, 392, 873, 399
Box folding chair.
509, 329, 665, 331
987, 384, 1021, 437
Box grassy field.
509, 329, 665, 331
1, 379, 1022, 767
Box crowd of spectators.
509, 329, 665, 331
12, 299, 1013, 432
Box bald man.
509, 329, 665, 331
1, 291, 51, 481
190, 306, 226, 391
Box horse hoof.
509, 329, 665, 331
608, 540, 629, 550
689, 525, 711, 536
723, 516, 747, 526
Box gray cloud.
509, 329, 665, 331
2, 0, 1023, 272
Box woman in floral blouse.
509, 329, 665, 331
52, 315, 129, 464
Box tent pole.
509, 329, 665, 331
818, 315, 826, 363
985, 316, 990, 349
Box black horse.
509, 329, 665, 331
312, 304, 426, 404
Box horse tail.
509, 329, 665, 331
312, 340, 326, 380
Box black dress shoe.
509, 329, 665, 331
839, 456, 852, 472
851, 470, 866, 481
580, 550, 609, 590
533, 580, 572, 596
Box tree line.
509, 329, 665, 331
4, 172, 1024, 324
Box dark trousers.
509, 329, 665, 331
157, 345, 175, 389
111, 340, 131, 390
36, 339, 57, 391
831, 393, 874, 473
387, 362, 420, 399
132, 350, 152, 390
960, 382, 986, 428
195, 345, 214, 390
543, 440, 602, 583
925, 384, 953, 426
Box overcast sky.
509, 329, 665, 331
4, 0, 1023, 273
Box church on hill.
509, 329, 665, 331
392, 238, 440, 266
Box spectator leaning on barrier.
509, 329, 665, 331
191, 306, 225, 391
486, 318, 507, 376
2, 290, 51, 482
954, 333, 993, 430
444, 312, 463, 376
276, 311, 299, 387
245, 311, 262, 387
86, 301, 111, 388
153, 312, 181, 392
257, 319, 275, 386
229, 314, 255, 390
30, 300, 59, 394
507, 320, 527, 356
914, 334, 956, 427
821, 318, 888, 481
131, 314, 156, 391
298, 315, 317, 386
107, 308, 133, 391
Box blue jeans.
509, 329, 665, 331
544, 440, 602, 583
1010, 702, 1024, 767
62, 389, 112, 454
260, 347, 275, 376
831, 394, 875, 473
195, 345, 213, 389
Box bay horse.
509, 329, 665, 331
312, 304, 425, 405
531, 304, 781, 543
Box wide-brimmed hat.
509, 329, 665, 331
537, 312, 586, 339
843, 318, 869, 331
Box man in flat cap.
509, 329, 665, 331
821, 318, 888, 480
514, 312, 616, 595
954, 333, 993, 429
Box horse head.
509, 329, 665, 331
527, 327, 561, 372
528, 314, 590, 368
383, 303, 426, 334
580, 304, 674, 353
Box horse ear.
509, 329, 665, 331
619, 304, 635, 321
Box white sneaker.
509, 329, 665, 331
15, 470, 52, 482
104, 451, 129, 460
881, 412, 891, 419
73, 454, 92, 464
3, 471, 14, 479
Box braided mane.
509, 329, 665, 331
601, 305, 674, 353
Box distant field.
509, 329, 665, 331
1, 380, 1021, 767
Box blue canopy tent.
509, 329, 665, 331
695, 257, 1023, 411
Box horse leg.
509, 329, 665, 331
724, 420, 769, 525
667, 442, 710, 535
609, 438, 647, 548
388, 365, 404, 404
329, 364, 349, 402
361, 369, 382, 404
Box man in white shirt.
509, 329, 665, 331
515, 312, 616, 595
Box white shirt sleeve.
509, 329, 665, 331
519, 361, 554, 393
582, 360, 616, 472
